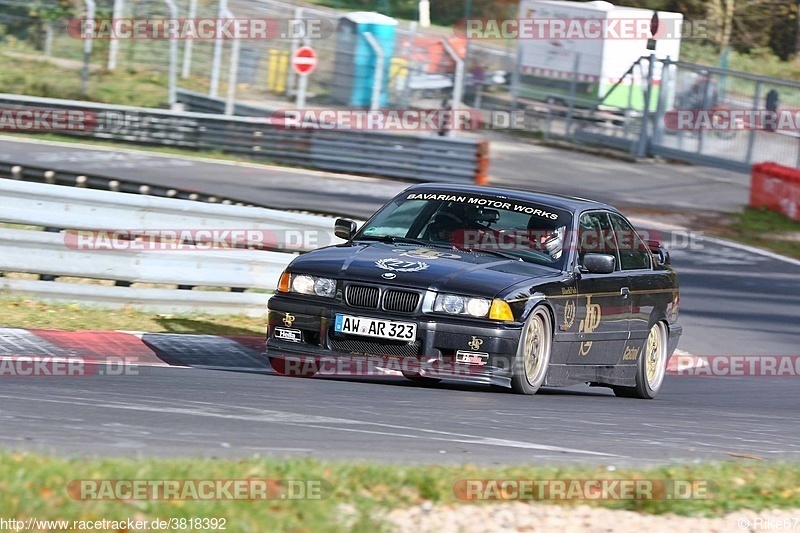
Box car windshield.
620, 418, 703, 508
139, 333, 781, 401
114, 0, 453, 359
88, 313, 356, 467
354, 192, 573, 269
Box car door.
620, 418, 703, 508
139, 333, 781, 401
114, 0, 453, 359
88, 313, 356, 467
569, 211, 632, 365
608, 212, 672, 362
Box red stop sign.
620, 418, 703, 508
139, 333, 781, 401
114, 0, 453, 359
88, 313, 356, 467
292, 46, 317, 76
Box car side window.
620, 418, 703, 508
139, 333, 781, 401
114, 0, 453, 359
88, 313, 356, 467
578, 212, 619, 270
609, 213, 652, 270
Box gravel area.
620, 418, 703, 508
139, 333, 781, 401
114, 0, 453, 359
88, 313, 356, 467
384, 502, 800, 532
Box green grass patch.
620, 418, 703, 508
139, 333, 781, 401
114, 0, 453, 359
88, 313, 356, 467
0, 296, 265, 336
0, 453, 799, 532
716, 207, 800, 260
0, 50, 210, 107
681, 42, 800, 82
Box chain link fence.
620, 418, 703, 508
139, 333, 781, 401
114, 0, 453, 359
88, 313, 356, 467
3, 1, 800, 170
0, 0, 516, 113
538, 56, 800, 172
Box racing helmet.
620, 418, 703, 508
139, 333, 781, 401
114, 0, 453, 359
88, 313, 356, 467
428, 211, 463, 242
528, 216, 565, 259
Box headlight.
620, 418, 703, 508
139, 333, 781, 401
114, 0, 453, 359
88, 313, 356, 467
434, 293, 492, 318
289, 274, 337, 298
314, 277, 336, 298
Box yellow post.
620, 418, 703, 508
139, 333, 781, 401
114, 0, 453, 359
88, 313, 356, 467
267, 50, 279, 91
389, 57, 408, 88
275, 51, 288, 94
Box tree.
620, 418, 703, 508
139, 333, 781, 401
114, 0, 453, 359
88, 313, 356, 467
677, 0, 792, 56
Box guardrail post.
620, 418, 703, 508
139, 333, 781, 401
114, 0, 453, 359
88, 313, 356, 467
76, 176, 88, 187
11, 166, 22, 180
44, 170, 56, 184
40, 226, 61, 281
475, 141, 489, 185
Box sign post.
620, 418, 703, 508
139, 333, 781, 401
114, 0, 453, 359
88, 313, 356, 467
293, 46, 317, 110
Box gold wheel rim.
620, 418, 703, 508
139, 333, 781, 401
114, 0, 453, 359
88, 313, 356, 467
645, 325, 662, 386
524, 314, 545, 383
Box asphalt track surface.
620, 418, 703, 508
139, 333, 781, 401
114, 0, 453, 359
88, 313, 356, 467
0, 132, 748, 216
1, 135, 799, 465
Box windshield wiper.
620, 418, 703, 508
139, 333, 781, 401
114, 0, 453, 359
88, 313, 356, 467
461, 247, 523, 261
357, 235, 436, 246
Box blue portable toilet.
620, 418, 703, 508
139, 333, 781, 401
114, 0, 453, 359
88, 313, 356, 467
331, 12, 397, 107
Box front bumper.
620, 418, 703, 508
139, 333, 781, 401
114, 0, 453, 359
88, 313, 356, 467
265, 295, 524, 387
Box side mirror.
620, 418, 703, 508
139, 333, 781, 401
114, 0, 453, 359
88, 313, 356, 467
647, 239, 670, 265
583, 253, 616, 274
334, 218, 358, 241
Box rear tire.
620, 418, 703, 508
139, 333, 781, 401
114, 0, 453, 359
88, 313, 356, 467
510, 306, 552, 395
613, 321, 667, 399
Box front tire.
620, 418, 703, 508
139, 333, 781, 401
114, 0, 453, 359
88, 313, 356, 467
613, 321, 667, 399
510, 306, 552, 395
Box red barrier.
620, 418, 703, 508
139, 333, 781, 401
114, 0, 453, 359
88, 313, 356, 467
750, 162, 800, 221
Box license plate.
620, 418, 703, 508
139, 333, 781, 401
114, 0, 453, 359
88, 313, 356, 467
334, 314, 417, 342
274, 327, 302, 342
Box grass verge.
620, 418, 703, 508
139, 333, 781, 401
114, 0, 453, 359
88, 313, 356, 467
0, 50, 213, 107
713, 207, 800, 260
1, 453, 799, 532
0, 296, 265, 336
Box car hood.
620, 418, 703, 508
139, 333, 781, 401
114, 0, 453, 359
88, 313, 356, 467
288, 242, 560, 297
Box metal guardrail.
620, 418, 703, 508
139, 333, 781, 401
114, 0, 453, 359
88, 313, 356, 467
0, 227, 288, 290
0, 93, 487, 183
0, 161, 257, 208
0, 278, 269, 317
0, 180, 351, 316
175, 89, 279, 117
0, 178, 337, 252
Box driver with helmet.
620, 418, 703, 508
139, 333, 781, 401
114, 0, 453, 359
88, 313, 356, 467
528, 216, 565, 259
